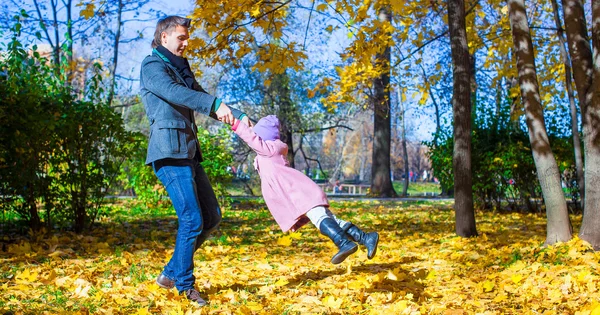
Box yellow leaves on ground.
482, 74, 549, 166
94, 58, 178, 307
1, 200, 599, 314
276, 231, 301, 246
15, 268, 37, 283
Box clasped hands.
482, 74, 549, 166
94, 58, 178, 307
215, 103, 252, 127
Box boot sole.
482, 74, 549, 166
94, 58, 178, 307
331, 244, 358, 264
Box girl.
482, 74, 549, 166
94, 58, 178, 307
231, 115, 379, 264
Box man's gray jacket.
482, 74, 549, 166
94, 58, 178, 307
140, 51, 243, 165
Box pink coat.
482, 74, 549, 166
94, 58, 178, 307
233, 121, 329, 232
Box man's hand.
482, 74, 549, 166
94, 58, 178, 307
215, 103, 234, 125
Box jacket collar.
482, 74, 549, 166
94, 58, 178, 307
153, 48, 171, 64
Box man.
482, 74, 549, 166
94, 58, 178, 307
140, 16, 249, 306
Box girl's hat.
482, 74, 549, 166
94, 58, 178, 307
253, 115, 280, 141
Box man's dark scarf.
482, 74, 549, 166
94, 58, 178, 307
156, 45, 197, 89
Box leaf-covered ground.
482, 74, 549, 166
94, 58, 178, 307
1, 200, 599, 314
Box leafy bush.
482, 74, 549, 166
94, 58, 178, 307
0, 13, 134, 232
49, 98, 134, 232
118, 125, 235, 209
0, 17, 66, 230
425, 101, 574, 212
198, 126, 235, 207
117, 134, 165, 205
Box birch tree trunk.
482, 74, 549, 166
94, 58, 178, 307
508, 0, 572, 245
560, 0, 600, 249
579, 0, 600, 249
550, 0, 584, 209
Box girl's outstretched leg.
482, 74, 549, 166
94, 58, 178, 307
306, 207, 357, 264
322, 209, 380, 260
342, 223, 379, 259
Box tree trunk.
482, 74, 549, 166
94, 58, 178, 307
508, 0, 572, 245
27, 184, 41, 231
551, 0, 585, 210
370, 7, 396, 197
268, 72, 296, 167
579, 0, 600, 250
108, 0, 123, 107
397, 88, 409, 197
447, 0, 477, 237
66, 0, 73, 66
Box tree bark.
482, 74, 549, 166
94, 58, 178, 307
397, 88, 409, 197
268, 72, 296, 167
107, 0, 123, 107
370, 7, 397, 197
579, 0, 600, 250
551, 0, 585, 209
447, 0, 477, 237
508, 0, 572, 245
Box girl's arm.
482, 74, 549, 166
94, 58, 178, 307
232, 119, 280, 157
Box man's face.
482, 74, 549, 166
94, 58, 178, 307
161, 25, 189, 57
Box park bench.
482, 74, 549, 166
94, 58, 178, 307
315, 182, 370, 195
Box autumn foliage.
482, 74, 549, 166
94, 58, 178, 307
1, 200, 599, 314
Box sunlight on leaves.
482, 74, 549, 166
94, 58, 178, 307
1, 200, 598, 314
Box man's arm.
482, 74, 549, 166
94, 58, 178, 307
141, 57, 215, 116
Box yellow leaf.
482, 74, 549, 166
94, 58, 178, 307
80, 3, 95, 20
316, 3, 328, 11
289, 232, 302, 240
322, 295, 342, 309
73, 284, 91, 298
419, 89, 429, 105
55, 276, 72, 288
394, 300, 408, 312
146, 282, 160, 293
511, 274, 523, 284
137, 308, 150, 315
16, 268, 38, 283
482, 280, 495, 292
578, 270, 591, 282
387, 268, 404, 281
493, 294, 507, 303
426, 270, 436, 280
94, 290, 103, 302
274, 278, 289, 286
236, 306, 253, 315
251, 7, 261, 18
224, 288, 236, 302
543, 94, 552, 103
277, 235, 292, 246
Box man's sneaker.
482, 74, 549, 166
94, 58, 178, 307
156, 273, 175, 289
183, 288, 208, 306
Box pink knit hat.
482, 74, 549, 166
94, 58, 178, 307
253, 115, 280, 141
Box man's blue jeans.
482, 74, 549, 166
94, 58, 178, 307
153, 159, 221, 292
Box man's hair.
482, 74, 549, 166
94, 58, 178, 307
151, 16, 192, 48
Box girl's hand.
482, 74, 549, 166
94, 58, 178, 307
241, 116, 252, 127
